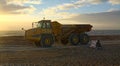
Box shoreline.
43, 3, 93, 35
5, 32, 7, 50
90, 35, 120, 40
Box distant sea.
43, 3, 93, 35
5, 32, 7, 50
0, 30, 120, 37
0, 31, 25, 37
87, 30, 120, 35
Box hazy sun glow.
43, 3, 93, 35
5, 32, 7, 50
0, 15, 36, 30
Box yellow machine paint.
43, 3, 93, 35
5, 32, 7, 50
25, 28, 52, 42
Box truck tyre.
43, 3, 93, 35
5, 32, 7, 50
69, 34, 80, 45
40, 35, 54, 47
79, 33, 89, 45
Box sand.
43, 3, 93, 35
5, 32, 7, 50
0, 35, 120, 66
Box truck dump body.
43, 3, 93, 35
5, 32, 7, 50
51, 21, 92, 43
62, 24, 92, 33
60, 24, 92, 39
51, 21, 92, 36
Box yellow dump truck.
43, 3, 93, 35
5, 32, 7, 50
25, 20, 92, 47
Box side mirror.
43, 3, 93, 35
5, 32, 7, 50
32, 23, 34, 28
21, 28, 25, 31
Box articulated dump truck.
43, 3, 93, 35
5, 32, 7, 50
25, 20, 92, 47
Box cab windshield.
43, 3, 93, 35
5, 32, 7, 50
33, 21, 51, 29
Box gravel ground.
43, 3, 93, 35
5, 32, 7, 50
0, 36, 120, 66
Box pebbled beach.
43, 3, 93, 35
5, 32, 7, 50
0, 35, 120, 66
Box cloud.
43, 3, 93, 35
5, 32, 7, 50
0, 0, 41, 14
53, 0, 108, 11
56, 0, 86, 10
10, 5, 36, 14
51, 0, 120, 11
39, 0, 120, 21
7, 0, 42, 5
62, 0, 108, 10
109, 0, 120, 4
87, 0, 108, 4
108, 8, 120, 12
40, 0, 106, 13
39, 7, 77, 19
66, 10, 120, 29
39, 0, 108, 19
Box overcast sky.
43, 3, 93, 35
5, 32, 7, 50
0, 0, 120, 30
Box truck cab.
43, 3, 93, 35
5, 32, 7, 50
25, 20, 54, 47
33, 20, 52, 29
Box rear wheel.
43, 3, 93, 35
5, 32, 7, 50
69, 33, 80, 45
40, 35, 54, 47
79, 33, 89, 45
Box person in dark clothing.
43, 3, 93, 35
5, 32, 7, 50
96, 40, 102, 50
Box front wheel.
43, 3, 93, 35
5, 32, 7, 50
40, 35, 54, 47
79, 33, 89, 45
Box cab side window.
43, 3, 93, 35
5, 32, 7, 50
37, 22, 42, 28
42, 22, 46, 28
46, 22, 51, 29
